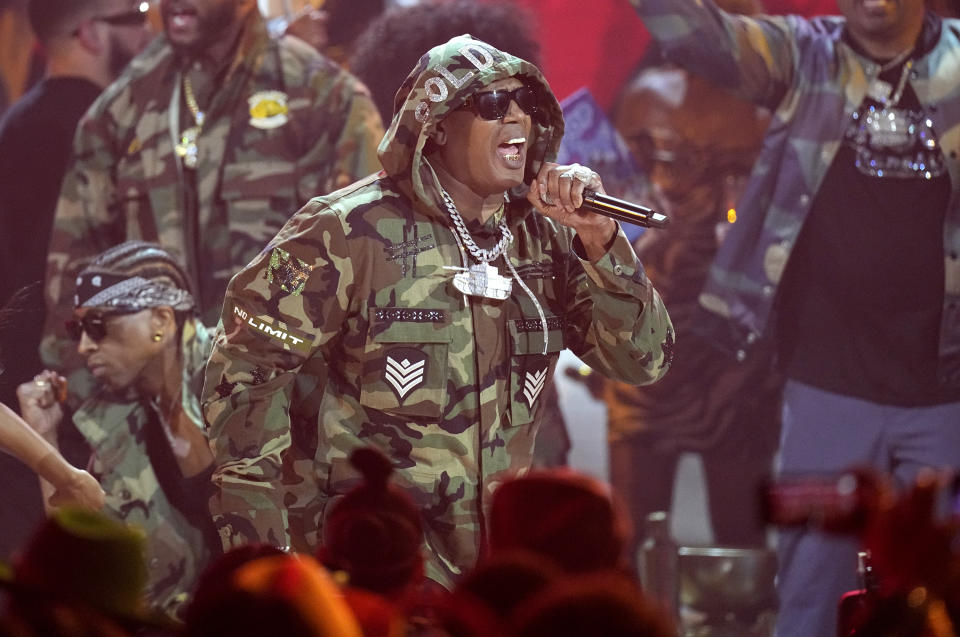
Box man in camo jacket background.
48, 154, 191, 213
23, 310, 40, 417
42, 0, 383, 388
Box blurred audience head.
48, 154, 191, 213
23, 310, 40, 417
1, 507, 162, 636
488, 469, 631, 574
350, 0, 540, 125
317, 447, 424, 600
185, 553, 362, 637
28, 0, 152, 82
69, 241, 196, 393
451, 551, 561, 626
185, 542, 288, 627
320, 0, 385, 66
506, 572, 676, 637
339, 587, 408, 637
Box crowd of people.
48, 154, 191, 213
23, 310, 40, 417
1, 0, 960, 635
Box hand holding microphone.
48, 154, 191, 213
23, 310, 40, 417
529, 162, 669, 230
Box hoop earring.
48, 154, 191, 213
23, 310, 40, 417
152, 331, 163, 342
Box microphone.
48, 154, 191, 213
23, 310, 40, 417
581, 190, 669, 229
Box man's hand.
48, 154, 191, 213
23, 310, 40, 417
17, 370, 66, 441
527, 162, 617, 261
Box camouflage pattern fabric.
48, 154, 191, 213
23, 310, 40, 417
72, 319, 213, 619
202, 34, 673, 589
631, 0, 960, 384
42, 8, 384, 390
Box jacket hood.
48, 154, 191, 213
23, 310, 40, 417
377, 34, 565, 217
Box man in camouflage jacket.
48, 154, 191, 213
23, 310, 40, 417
21, 316, 215, 620
73, 318, 215, 618
202, 34, 674, 588
42, 0, 383, 376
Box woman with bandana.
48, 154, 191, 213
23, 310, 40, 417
17, 240, 218, 619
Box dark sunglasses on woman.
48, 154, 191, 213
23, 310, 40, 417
461, 85, 540, 121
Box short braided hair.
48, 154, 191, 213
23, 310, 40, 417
84, 241, 193, 294
80, 241, 198, 327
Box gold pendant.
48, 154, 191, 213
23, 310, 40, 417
452, 263, 513, 300
175, 126, 200, 169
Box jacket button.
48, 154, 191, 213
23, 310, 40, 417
613, 264, 624, 275
736, 349, 747, 362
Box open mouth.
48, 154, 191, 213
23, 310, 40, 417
497, 137, 526, 163
164, 4, 199, 32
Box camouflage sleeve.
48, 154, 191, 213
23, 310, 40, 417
202, 201, 348, 551
41, 110, 123, 398
630, 0, 798, 107
565, 225, 674, 386
298, 67, 384, 200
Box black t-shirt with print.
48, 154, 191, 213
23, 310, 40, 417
776, 58, 957, 406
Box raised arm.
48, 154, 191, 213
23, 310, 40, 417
630, 0, 802, 108
8, 373, 104, 511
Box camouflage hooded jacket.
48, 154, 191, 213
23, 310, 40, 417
202, 35, 673, 588
73, 319, 213, 618
42, 8, 384, 377
632, 0, 960, 385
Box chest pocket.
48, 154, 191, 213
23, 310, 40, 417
358, 307, 452, 420
507, 316, 565, 428
112, 160, 157, 244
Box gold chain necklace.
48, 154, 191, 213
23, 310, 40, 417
174, 74, 206, 169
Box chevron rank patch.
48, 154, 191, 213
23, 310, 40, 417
523, 366, 548, 408
384, 347, 428, 403
268, 247, 313, 296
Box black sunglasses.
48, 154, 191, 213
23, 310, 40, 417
94, 7, 149, 27
461, 86, 539, 121
65, 309, 138, 343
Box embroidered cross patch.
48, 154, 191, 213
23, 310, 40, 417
384, 226, 435, 277
267, 247, 313, 295
523, 367, 548, 408
384, 348, 428, 402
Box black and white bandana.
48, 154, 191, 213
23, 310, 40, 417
74, 272, 195, 312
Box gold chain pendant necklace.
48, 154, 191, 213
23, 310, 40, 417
174, 74, 205, 169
